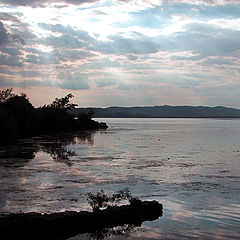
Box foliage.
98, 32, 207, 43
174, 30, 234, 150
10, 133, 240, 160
0, 91, 34, 140
77, 109, 94, 121
0, 88, 107, 143
87, 190, 110, 211
0, 107, 17, 142
0, 88, 15, 103
47, 93, 77, 110
87, 188, 138, 211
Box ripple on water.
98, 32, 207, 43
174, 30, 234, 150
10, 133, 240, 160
1, 119, 240, 239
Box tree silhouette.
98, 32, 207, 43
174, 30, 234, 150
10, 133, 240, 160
0, 88, 107, 143
0, 88, 15, 103
47, 93, 77, 110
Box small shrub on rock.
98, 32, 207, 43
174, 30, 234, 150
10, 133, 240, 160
87, 188, 138, 211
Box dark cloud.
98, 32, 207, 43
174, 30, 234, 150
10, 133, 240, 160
15, 79, 51, 87
0, 76, 11, 87
94, 21, 240, 58
56, 72, 90, 90
39, 23, 93, 49
0, 0, 98, 7
24, 52, 58, 65
0, 46, 21, 56
126, 55, 138, 61
0, 54, 22, 67
91, 35, 161, 55
0, 18, 28, 47
0, 70, 89, 90
118, 82, 138, 91
0, 45, 23, 67
2, 0, 240, 7
0, 0, 45, 6
171, 55, 205, 61
43, 34, 84, 48
11, 33, 26, 45
0, 13, 22, 23
0, 77, 49, 87
0, 21, 8, 45
79, 58, 121, 70
185, 73, 220, 81
0, 20, 31, 67
175, 23, 240, 56
39, 23, 93, 42
96, 78, 117, 88
56, 79, 89, 90
0, 17, 41, 73
202, 57, 239, 66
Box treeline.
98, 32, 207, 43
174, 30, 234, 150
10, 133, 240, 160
0, 88, 107, 143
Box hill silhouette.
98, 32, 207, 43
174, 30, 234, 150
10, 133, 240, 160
71, 105, 240, 118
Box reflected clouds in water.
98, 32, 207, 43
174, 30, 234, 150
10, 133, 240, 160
0, 131, 98, 167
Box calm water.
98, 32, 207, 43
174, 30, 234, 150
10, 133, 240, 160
0, 118, 240, 239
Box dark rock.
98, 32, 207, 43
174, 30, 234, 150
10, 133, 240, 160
99, 122, 108, 129
0, 200, 163, 240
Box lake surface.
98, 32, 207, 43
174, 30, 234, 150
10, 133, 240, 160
0, 118, 240, 239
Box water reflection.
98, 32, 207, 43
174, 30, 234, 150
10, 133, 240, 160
1, 119, 240, 239
88, 224, 137, 240
0, 130, 109, 214
0, 140, 38, 167
0, 131, 98, 167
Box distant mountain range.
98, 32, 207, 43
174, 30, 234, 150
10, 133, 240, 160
71, 105, 240, 118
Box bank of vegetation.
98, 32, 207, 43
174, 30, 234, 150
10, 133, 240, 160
0, 88, 107, 143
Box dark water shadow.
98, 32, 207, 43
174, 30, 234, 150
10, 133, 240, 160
87, 224, 138, 240
0, 131, 99, 167
0, 139, 38, 167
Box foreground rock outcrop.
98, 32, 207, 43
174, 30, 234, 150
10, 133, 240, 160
0, 200, 163, 240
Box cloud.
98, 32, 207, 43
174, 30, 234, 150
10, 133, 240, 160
0, 12, 22, 23
38, 23, 93, 50
121, 0, 240, 6
0, 21, 8, 45
201, 57, 239, 67
0, 0, 98, 7
118, 82, 140, 90
38, 23, 92, 41
91, 35, 161, 55
0, 77, 50, 87
0, 0, 240, 108
96, 78, 117, 88
126, 55, 138, 61
56, 80, 89, 90
0, 53, 23, 67
177, 23, 240, 56
0, 70, 89, 90
56, 72, 90, 90
0, 17, 26, 47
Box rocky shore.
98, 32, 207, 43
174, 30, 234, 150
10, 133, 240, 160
0, 200, 163, 240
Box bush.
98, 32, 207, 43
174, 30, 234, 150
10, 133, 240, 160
87, 188, 138, 211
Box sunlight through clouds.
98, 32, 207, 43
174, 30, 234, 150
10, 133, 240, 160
0, 0, 240, 108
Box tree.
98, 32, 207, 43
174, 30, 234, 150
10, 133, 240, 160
3, 94, 35, 137
0, 107, 17, 142
0, 88, 15, 103
47, 93, 77, 110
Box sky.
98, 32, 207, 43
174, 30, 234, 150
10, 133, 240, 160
0, 0, 240, 108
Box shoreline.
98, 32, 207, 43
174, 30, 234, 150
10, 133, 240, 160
0, 200, 163, 240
